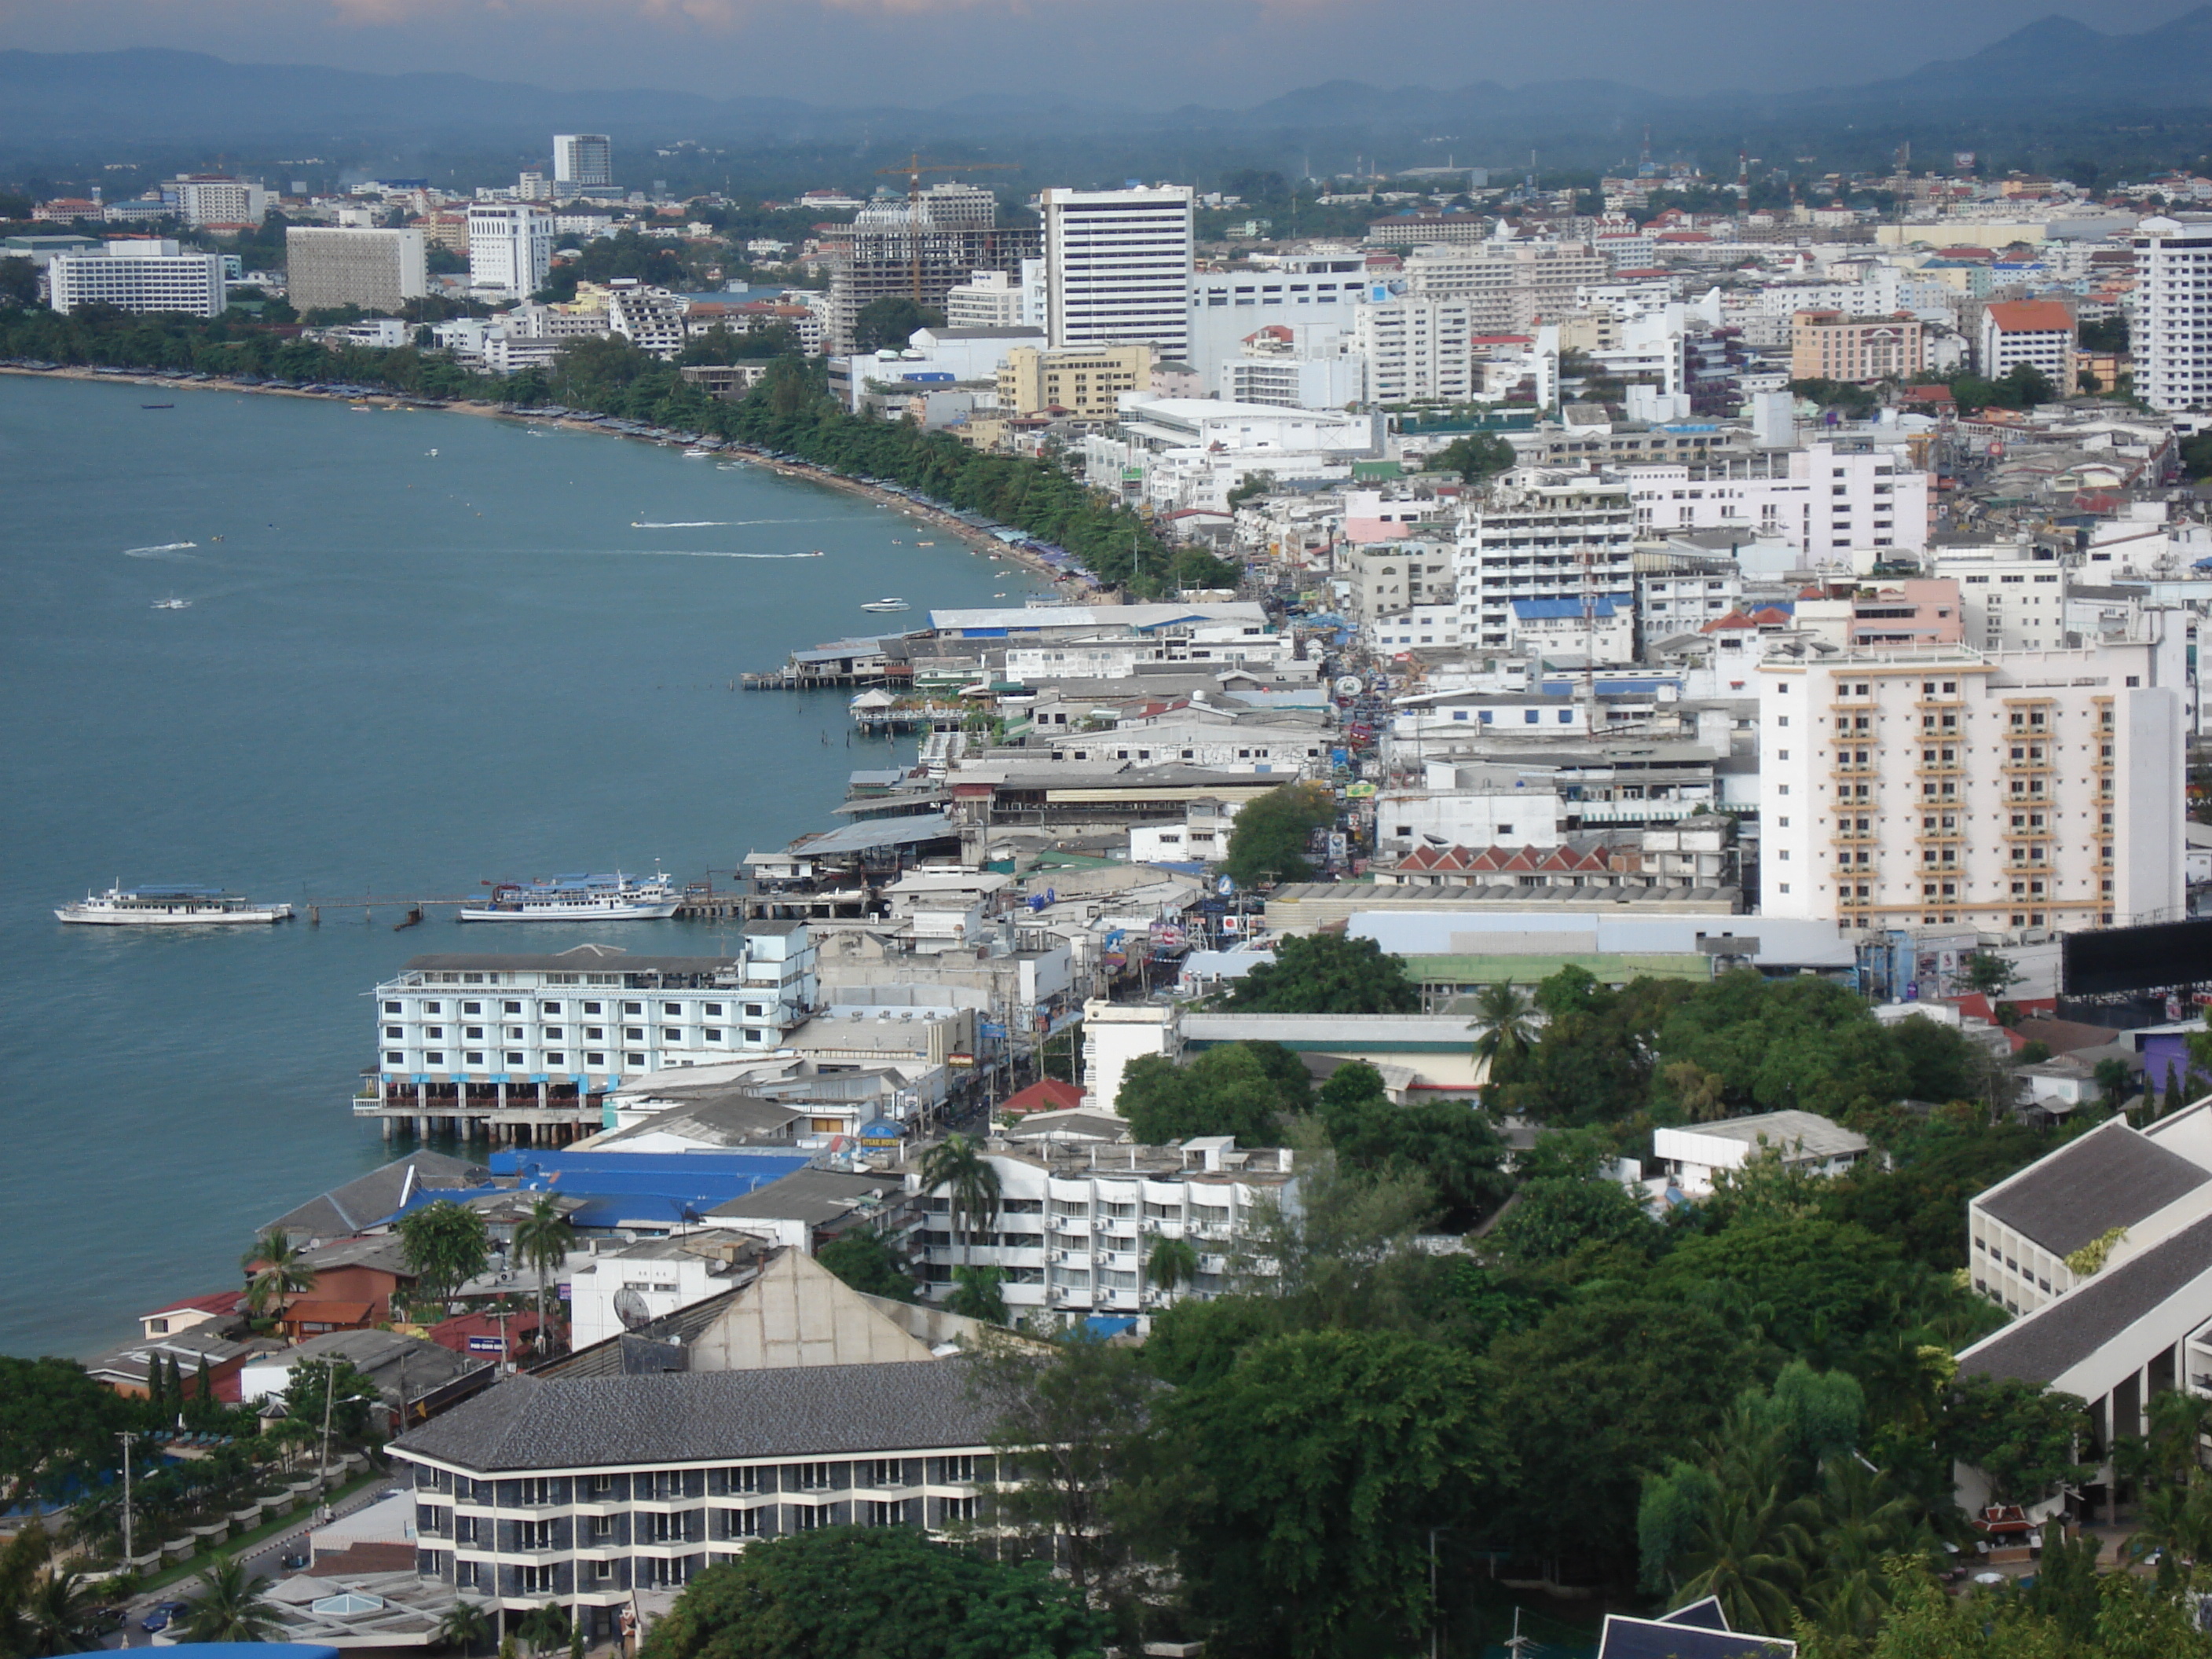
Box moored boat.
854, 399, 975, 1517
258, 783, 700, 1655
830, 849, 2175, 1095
58, 884, 293, 925
459, 868, 680, 921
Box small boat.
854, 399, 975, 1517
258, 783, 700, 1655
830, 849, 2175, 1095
860, 597, 911, 613
683, 447, 712, 458
59, 884, 293, 925
915, 540, 936, 546
141, 403, 174, 410
460, 868, 680, 922
152, 597, 191, 610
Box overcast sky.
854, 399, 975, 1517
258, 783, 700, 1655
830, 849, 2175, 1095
2, 0, 2205, 108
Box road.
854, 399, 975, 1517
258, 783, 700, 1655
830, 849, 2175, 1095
104, 1476, 397, 1648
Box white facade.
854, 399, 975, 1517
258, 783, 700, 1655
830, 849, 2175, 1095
370, 931, 819, 1094
1451, 475, 1637, 652
467, 204, 554, 298
552, 134, 613, 190
1353, 287, 1474, 404
2132, 216, 2212, 413
607, 284, 689, 359
1930, 544, 2070, 651
1185, 252, 1365, 380
1757, 643, 2185, 932
168, 176, 266, 228
1653, 1111, 1867, 1198
1621, 441, 1927, 561
285, 226, 427, 316
943, 269, 1027, 329
46, 240, 225, 317
1042, 185, 1195, 357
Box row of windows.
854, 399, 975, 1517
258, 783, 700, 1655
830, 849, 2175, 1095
383, 998, 754, 1017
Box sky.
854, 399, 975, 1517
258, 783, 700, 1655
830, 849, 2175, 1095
2, 0, 2207, 108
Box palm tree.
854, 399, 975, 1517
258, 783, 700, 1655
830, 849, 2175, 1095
1144, 1236, 1199, 1302
511, 1196, 571, 1359
12, 1572, 104, 1656
434, 1599, 494, 1656
919, 1133, 1002, 1271
178, 1555, 283, 1643
240, 1229, 317, 1320
1467, 982, 1536, 1095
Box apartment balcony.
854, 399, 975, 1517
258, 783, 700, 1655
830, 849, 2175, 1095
1914, 753, 1964, 776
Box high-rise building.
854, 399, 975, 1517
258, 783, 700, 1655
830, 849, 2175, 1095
46, 240, 225, 317
1352, 287, 1474, 404
1449, 476, 1638, 654
163, 175, 268, 229
1977, 298, 2077, 394
819, 187, 1038, 354
467, 204, 554, 298
996, 342, 1152, 419
1042, 185, 1195, 358
2131, 215, 2212, 412
1757, 639, 2185, 932
284, 226, 427, 316
1788, 309, 1928, 384
551, 134, 613, 190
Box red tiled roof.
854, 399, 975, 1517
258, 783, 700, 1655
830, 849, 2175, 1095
1702, 610, 1757, 632
1001, 1079, 1083, 1116
1397, 841, 1620, 876
1985, 299, 2074, 335
143, 1291, 243, 1320
426, 1307, 546, 1353
1747, 606, 1795, 625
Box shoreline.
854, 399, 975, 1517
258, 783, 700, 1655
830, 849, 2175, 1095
0, 361, 1082, 594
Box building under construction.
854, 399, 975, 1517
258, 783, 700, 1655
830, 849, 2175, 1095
820, 184, 1039, 353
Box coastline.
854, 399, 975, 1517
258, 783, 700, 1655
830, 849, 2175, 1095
0, 361, 1082, 593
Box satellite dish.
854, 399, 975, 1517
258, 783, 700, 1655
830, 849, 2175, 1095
1335, 675, 1363, 696
613, 1287, 652, 1331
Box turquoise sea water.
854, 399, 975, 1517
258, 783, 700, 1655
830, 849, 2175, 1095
0, 375, 1042, 1359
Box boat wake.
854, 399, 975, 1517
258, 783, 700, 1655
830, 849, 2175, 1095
613, 548, 828, 560
123, 542, 197, 558
629, 518, 826, 529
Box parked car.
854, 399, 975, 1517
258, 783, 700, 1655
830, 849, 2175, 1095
280, 1551, 309, 1570
141, 1601, 192, 1632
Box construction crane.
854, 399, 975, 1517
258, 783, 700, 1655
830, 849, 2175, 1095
872, 152, 1019, 301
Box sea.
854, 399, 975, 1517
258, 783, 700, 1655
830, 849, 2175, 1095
0, 374, 1047, 1360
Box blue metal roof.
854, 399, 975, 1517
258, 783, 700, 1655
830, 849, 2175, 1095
1512, 597, 1622, 620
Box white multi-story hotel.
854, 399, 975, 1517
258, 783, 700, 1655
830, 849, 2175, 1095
552, 134, 613, 190
361, 928, 819, 1139
1449, 474, 1637, 652
1619, 441, 1928, 560
1352, 286, 1474, 404
1756, 642, 2185, 932
46, 240, 225, 317
468, 204, 554, 298
284, 226, 427, 316
916, 1137, 1294, 1313
1185, 250, 1365, 379
1042, 185, 1195, 358
2132, 215, 2212, 413
1928, 543, 2070, 651
607, 283, 689, 359
166, 174, 267, 229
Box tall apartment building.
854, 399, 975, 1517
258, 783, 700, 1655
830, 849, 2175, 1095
943, 267, 1027, 328
284, 226, 427, 316
995, 342, 1151, 419
1402, 240, 1606, 332
1978, 298, 2076, 394
1757, 642, 2185, 932
1788, 310, 1928, 384
551, 134, 613, 190
1041, 185, 1196, 359
1928, 544, 2070, 650
46, 240, 225, 317
820, 189, 1037, 354
467, 204, 553, 298
164, 174, 266, 229
2130, 216, 2212, 413
1621, 441, 1928, 558
607, 283, 690, 359
1451, 476, 1637, 651
1352, 287, 1474, 404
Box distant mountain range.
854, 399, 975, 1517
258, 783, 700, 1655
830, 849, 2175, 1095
5, 8, 2212, 152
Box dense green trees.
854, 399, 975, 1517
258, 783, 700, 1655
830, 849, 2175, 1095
815, 1228, 917, 1302
1423, 431, 1517, 483
397, 1200, 490, 1305
640, 1526, 1110, 1659
1219, 782, 1336, 888
1116, 1042, 1310, 1146
1222, 932, 1420, 1014
851, 297, 946, 352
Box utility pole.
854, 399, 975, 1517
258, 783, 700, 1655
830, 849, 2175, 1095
318, 1363, 337, 1519
118, 1431, 138, 1566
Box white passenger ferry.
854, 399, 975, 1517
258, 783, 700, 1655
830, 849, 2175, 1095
459, 869, 680, 922
57, 884, 295, 925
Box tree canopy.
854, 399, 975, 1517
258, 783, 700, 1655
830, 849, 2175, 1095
1221, 782, 1335, 888
1116, 1042, 1310, 1146
1223, 932, 1420, 1015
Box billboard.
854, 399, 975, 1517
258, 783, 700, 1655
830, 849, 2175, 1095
2063, 919, 2212, 997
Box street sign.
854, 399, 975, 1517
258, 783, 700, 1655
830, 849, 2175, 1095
467, 1336, 506, 1353
948, 1052, 976, 1068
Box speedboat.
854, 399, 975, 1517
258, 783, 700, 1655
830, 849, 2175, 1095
860, 598, 910, 613
152, 597, 191, 610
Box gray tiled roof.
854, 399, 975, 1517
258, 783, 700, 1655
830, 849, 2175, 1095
389, 1359, 996, 1471
263, 1150, 485, 1238
1960, 1210, 2212, 1389
1976, 1119, 2212, 1255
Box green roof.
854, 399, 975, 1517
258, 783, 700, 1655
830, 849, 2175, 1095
1404, 953, 1712, 987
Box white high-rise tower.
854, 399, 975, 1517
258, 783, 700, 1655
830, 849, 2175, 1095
551, 134, 613, 190
1041, 185, 1195, 359
2133, 215, 2212, 413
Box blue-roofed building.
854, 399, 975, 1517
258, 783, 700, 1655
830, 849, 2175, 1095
1598, 1597, 1796, 1658
1506, 593, 1636, 661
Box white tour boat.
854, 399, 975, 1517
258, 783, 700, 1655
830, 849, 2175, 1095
58, 884, 294, 925
860, 597, 911, 613
459, 869, 681, 922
